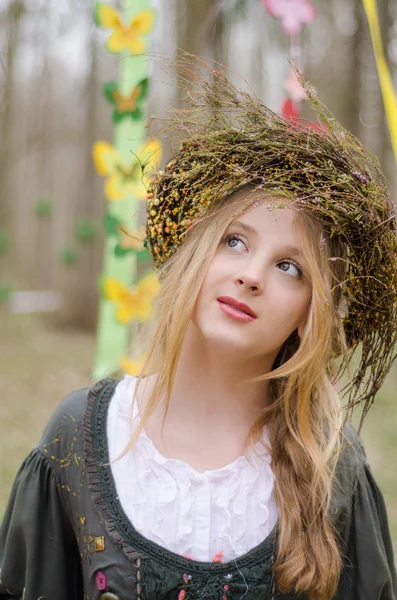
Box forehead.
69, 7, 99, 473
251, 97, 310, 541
233, 202, 302, 232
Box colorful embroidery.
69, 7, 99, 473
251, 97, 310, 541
212, 551, 224, 563
178, 573, 193, 599
173, 572, 237, 599
76, 515, 106, 563
42, 413, 86, 498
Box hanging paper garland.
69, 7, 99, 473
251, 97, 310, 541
120, 353, 149, 376
263, 0, 316, 123
93, 139, 161, 201
0, 285, 12, 304
262, 0, 316, 36
104, 78, 149, 123
59, 247, 79, 266
362, 0, 397, 163
93, 0, 160, 380
94, 4, 155, 54
75, 217, 97, 244
103, 271, 160, 324
35, 197, 53, 218
281, 97, 300, 120
104, 214, 149, 259
115, 225, 149, 258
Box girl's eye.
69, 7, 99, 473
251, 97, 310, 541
277, 260, 302, 279
223, 234, 247, 251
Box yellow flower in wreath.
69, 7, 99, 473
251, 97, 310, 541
94, 3, 155, 54
93, 139, 162, 201
104, 272, 160, 324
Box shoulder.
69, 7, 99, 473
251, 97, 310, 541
37, 377, 119, 460
333, 421, 367, 491
339, 421, 367, 470
329, 421, 369, 526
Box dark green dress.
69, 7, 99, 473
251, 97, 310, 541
0, 378, 396, 600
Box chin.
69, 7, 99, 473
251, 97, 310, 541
199, 322, 257, 353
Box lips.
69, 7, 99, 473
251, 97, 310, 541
217, 296, 257, 318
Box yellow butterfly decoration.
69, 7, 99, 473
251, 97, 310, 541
118, 224, 147, 253
120, 353, 148, 376
94, 3, 155, 54
104, 271, 160, 324
93, 139, 162, 201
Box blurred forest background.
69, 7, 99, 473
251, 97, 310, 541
0, 0, 396, 557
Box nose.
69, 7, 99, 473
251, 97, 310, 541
233, 267, 264, 294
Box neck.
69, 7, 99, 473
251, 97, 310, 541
162, 322, 274, 431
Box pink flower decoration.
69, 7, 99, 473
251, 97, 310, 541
281, 98, 328, 134
284, 69, 306, 103
262, 0, 316, 36
282, 98, 300, 120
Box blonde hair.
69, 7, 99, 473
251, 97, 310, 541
129, 186, 349, 599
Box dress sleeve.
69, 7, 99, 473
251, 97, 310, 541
337, 434, 397, 599
0, 448, 83, 600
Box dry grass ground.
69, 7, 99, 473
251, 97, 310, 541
1, 312, 396, 563
0, 313, 95, 514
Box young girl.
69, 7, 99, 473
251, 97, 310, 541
1, 61, 397, 600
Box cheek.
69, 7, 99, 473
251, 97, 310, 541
271, 284, 311, 325
292, 288, 311, 324
194, 277, 211, 313
192, 267, 217, 321
197, 258, 226, 298
193, 258, 230, 325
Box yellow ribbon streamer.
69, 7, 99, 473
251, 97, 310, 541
362, 0, 397, 163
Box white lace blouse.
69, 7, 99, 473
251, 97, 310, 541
107, 375, 279, 563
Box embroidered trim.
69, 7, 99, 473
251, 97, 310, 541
135, 557, 143, 600
83, 377, 279, 577
84, 377, 145, 564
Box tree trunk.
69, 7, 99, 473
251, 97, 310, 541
175, 0, 220, 106
0, 0, 24, 278
55, 21, 103, 330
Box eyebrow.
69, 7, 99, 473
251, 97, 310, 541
282, 244, 303, 258
232, 221, 257, 235
232, 221, 303, 258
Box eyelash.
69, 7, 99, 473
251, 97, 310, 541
278, 260, 303, 280
222, 233, 247, 250
222, 233, 303, 279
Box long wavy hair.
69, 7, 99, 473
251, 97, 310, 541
126, 185, 349, 600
